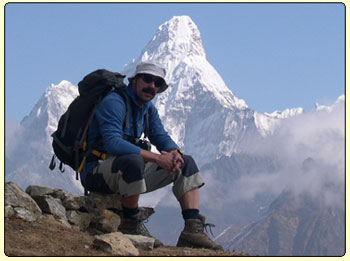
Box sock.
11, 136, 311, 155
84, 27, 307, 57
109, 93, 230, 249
122, 206, 140, 219
182, 209, 199, 220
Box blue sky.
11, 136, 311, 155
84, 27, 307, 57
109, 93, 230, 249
5, 2, 345, 123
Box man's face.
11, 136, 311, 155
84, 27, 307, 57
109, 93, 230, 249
132, 74, 164, 106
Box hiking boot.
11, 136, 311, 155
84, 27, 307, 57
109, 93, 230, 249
176, 214, 223, 251
118, 213, 163, 248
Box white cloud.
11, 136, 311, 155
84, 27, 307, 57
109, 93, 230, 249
202, 96, 345, 210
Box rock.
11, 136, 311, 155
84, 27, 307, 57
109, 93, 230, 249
25, 185, 57, 197
5, 205, 15, 218
13, 207, 40, 222
52, 190, 90, 211
5, 182, 42, 221
32, 195, 67, 220
95, 210, 121, 233
93, 232, 139, 256
39, 214, 72, 229
183, 248, 192, 256
64, 196, 89, 211
61, 196, 82, 210
89, 192, 122, 211
124, 234, 155, 250
66, 210, 91, 231
6, 181, 154, 247
56, 218, 72, 228
26, 185, 90, 211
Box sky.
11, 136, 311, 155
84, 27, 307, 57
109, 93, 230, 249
4, 2, 345, 123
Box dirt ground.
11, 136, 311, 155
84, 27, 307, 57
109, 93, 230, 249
4, 216, 246, 257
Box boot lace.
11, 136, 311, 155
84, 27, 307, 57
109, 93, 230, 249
136, 218, 152, 237
204, 223, 216, 237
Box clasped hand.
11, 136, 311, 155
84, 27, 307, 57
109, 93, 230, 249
157, 150, 184, 174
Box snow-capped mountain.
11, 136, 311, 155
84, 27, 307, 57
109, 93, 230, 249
21, 80, 79, 149
315, 95, 345, 112
5, 15, 344, 256
265, 107, 304, 119
6, 81, 82, 194
121, 16, 279, 166
7, 15, 273, 193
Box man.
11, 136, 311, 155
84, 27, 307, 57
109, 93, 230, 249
82, 61, 223, 250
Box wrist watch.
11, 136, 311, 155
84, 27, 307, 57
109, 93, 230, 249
170, 148, 184, 156
177, 149, 184, 156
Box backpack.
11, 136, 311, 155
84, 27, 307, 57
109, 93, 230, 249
49, 69, 145, 181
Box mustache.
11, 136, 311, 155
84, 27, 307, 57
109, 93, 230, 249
142, 88, 156, 96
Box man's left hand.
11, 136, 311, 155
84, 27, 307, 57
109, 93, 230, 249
169, 150, 184, 174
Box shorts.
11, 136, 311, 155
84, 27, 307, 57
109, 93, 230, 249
83, 154, 205, 200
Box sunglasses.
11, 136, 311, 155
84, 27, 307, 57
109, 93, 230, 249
139, 74, 165, 88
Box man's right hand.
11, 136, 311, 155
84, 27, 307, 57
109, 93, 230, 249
158, 151, 180, 174
169, 150, 184, 173
140, 149, 181, 174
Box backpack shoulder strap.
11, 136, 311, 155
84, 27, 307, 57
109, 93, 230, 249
114, 88, 150, 138
144, 109, 150, 138
114, 88, 131, 130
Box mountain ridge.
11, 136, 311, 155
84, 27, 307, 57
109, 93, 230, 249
219, 190, 345, 256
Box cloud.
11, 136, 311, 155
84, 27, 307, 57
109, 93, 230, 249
266, 98, 343, 206
202, 96, 345, 210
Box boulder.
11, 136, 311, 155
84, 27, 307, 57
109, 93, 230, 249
124, 234, 155, 250
53, 190, 92, 211
95, 209, 121, 233
62, 195, 91, 211
5, 205, 15, 218
93, 232, 139, 256
25, 185, 57, 197
66, 210, 92, 231
5, 182, 42, 221
26, 185, 92, 211
31, 195, 67, 221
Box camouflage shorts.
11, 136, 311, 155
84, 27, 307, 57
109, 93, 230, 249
85, 154, 204, 200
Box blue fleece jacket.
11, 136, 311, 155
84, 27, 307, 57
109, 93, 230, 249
83, 85, 179, 174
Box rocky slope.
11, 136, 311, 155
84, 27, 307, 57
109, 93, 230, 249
5, 217, 245, 257
211, 154, 345, 256
4, 181, 246, 257
220, 191, 345, 256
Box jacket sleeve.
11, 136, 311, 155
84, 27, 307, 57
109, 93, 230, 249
95, 93, 141, 155
147, 104, 179, 152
